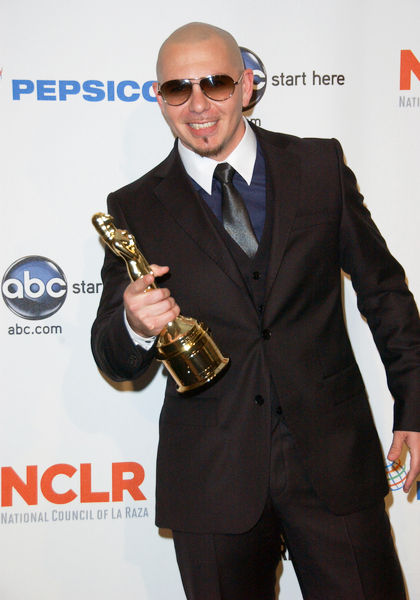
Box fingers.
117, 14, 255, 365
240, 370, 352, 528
123, 265, 180, 338
388, 430, 420, 494
402, 431, 420, 493
149, 264, 170, 278
127, 264, 170, 294
387, 431, 404, 462
404, 464, 419, 493
125, 286, 180, 337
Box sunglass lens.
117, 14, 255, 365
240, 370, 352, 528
201, 75, 234, 100
160, 80, 192, 105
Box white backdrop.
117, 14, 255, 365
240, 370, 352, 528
1, 1, 419, 598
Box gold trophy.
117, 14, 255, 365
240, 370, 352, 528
92, 213, 229, 393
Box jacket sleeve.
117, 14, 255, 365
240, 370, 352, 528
335, 139, 420, 431
90, 193, 157, 382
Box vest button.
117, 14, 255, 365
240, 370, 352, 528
254, 395, 265, 406
128, 354, 138, 366
262, 328, 271, 340
253, 271, 261, 280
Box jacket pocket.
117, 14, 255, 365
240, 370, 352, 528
322, 363, 366, 405
292, 212, 336, 231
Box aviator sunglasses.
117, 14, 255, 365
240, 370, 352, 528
157, 73, 244, 106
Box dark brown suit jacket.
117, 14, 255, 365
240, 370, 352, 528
91, 125, 420, 534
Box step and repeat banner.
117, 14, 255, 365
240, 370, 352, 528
1, 1, 419, 598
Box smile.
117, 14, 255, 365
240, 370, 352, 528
188, 121, 217, 130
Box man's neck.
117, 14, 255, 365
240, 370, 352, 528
178, 119, 257, 194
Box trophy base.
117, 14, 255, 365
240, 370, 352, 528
156, 319, 229, 393
172, 357, 229, 394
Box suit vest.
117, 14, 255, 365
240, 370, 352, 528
194, 169, 282, 423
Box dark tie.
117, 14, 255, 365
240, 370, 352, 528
213, 163, 258, 258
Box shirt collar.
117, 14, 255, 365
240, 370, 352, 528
178, 118, 257, 194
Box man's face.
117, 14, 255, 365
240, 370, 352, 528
153, 37, 254, 161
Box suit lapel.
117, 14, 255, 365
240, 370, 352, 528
153, 145, 250, 294
257, 132, 301, 304
153, 131, 301, 311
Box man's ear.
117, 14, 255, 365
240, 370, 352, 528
152, 81, 163, 108
241, 68, 254, 108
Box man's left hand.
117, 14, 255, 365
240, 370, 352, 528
387, 430, 420, 493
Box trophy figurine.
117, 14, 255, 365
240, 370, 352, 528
92, 212, 229, 393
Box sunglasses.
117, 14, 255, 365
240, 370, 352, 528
157, 73, 244, 106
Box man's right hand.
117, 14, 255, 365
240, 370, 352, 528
123, 264, 180, 338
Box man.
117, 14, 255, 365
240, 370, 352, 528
91, 22, 420, 599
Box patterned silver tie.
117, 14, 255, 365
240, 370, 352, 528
213, 163, 258, 258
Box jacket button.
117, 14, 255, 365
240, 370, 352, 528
253, 271, 261, 280
128, 354, 138, 366
258, 304, 264, 314
276, 406, 283, 415
262, 328, 271, 340
254, 395, 265, 406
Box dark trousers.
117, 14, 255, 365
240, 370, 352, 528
173, 417, 406, 600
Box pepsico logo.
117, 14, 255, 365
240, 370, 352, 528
2, 256, 67, 320
240, 47, 267, 110
385, 460, 407, 491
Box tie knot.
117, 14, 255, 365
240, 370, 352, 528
214, 162, 235, 185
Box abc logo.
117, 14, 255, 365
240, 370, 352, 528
2, 256, 67, 320
240, 47, 267, 110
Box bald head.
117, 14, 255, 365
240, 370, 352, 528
153, 22, 254, 161
156, 22, 244, 81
